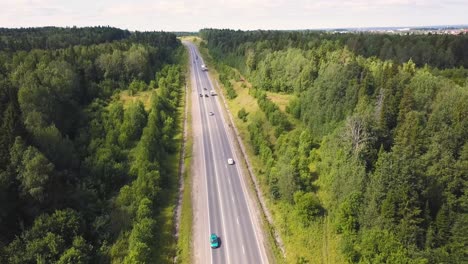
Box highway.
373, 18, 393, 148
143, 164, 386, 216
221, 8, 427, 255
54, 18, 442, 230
184, 41, 269, 264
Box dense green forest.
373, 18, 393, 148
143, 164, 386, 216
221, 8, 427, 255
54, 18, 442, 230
200, 29, 468, 263
0, 27, 185, 263
201, 29, 468, 69
0, 27, 130, 51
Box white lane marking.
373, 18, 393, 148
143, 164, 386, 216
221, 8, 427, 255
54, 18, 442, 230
237, 217, 240, 225
202, 46, 267, 264
242, 245, 245, 255
198, 44, 232, 264
188, 43, 213, 264
200, 57, 250, 263
198, 46, 249, 264
206, 113, 232, 264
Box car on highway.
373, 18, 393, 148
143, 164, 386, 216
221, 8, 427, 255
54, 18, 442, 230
205, 94, 209, 97
227, 158, 235, 165
210, 233, 219, 248
199, 93, 203, 97
204, 87, 208, 90
209, 112, 214, 116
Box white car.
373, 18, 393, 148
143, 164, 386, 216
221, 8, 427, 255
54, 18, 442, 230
209, 112, 214, 116
227, 158, 234, 165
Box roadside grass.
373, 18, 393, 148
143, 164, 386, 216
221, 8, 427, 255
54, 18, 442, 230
266, 91, 294, 112
119, 89, 154, 110
177, 110, 193, 264
176, 46, 194, 264
266, 91, 304, 132
270, 200, 345, 263
153, 197, 178, 263
197, 42, 345, 263
226, 81, 266, 143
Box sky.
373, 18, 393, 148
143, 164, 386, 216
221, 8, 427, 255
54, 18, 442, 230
0, 0, 467, 31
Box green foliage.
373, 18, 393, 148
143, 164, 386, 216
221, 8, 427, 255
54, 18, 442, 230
301, 58, 361, 136
431, 66, 468, 86
29, 124, 77, 169
253, 48, 315, 93
216, 63, 238, 99
247, 118, 271, 157
0, 80, 25, 168
119, 101, 147, 147
237, 107, 248, 122
136, 198, 154, 221
200, 28, 468, 69
5, 209, 90, 264
294, 191, 323, 226
128, 80, 148, 95
16, 146, 54, 202
356, 229, 414, 264
202, 29, 468, 262
124, 218, 157, 263
97, 44, 153, 83
251, 88, 291, 136
0, 27, 183, 262
17, 59, 79, 134
336, 192, 362, 235
0, 26, 130, 51
286, 97, 301, 118
57, 236, 92, 264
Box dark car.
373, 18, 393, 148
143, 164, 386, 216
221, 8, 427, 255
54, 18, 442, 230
199, 93, 203, 97
205, 94, 209, 97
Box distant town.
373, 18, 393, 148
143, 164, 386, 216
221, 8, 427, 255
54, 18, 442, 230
327, 25, 468, 35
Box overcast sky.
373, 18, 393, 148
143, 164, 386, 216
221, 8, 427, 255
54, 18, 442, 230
1, 0, 467, 31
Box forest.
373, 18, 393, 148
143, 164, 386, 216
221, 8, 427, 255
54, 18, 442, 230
0, 27, 185, 263
201, 29, 468, 69
200, 29, 467, 263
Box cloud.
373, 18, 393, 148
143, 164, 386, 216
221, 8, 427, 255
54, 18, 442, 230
2, 0, 73, 19
0, 0, 466, 30
304, 0, 443, 10
104, 1, 192, 16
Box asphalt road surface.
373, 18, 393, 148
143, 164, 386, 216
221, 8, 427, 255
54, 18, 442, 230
184, 41, 269, 264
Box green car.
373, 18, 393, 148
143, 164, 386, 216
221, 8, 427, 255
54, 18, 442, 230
210, 233, 220, 248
